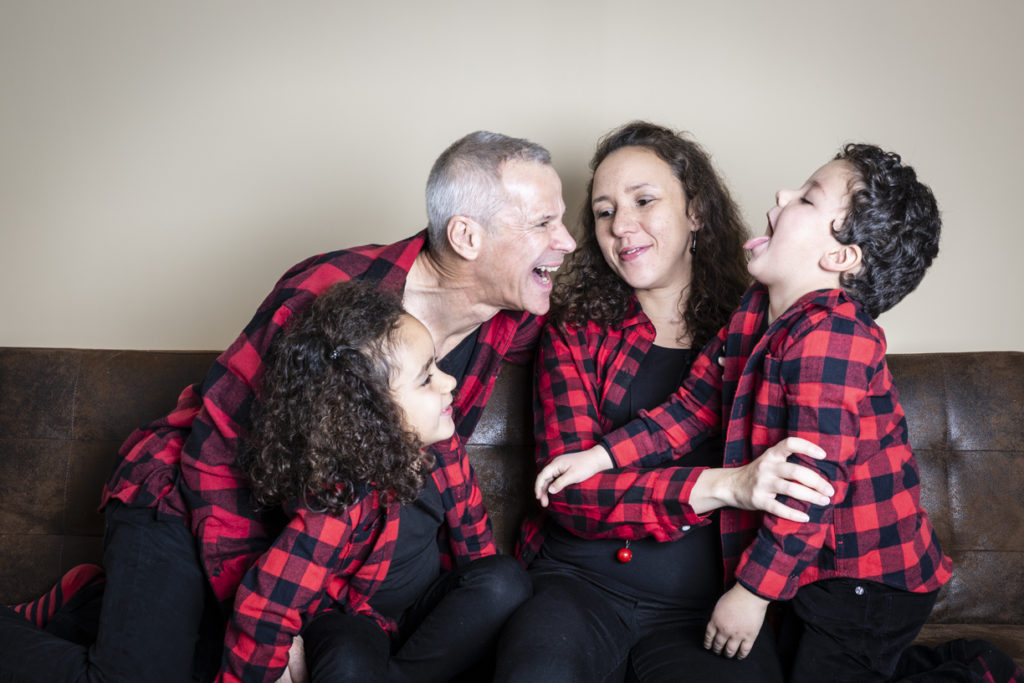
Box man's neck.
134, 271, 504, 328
403, 249, 501, 358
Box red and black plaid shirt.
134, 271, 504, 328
517, 296, 711, 564
101, 231, 542, 604
570, 285, 951, 601
217, 437, 491, 683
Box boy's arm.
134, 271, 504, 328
532, 322, 834, 538
734, 318, 877, 601
535, 436, 834, 537
600, 331, 727, 469
217, 509, 355, 683
531, 323, 712, 538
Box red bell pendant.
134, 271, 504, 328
616, 540, 632, 563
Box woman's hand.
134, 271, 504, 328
534, 445, 614, 507
698, 437, 834, 522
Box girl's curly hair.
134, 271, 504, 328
242, 280, 431, 515
553, 121, 750, 349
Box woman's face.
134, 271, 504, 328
388, 314, 457, 448
592, 146, 698, 296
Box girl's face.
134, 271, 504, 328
592, 146, 699, 296
388, 314, 457, 447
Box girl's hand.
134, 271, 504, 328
274, 635, 308, 683
704, 584, 770, 660
726, 437, 834, 522
534, 445, 614, 507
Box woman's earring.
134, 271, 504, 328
690, 231, 697, 255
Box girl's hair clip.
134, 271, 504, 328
328, 344, 357, 361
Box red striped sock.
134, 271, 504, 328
8, 563, 106, 628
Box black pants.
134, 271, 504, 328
495, 564, 783, 683
780, 578, 939, 683
302, 554, 531, 683
0, 503, 218, 683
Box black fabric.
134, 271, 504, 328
892, 638, 1024, 682
495, 567, 783, 683
0, 502, 214, 683
303, 554, 531, 683
540, 344, 723, 607
603, 344, 697, 430
368, 477, 444, 619
437, 329, 478, 387
779, 578, 938, 682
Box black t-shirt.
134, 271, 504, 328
541, 344, 723, 609
368, 476, 444, 619
437, 330, 477, 387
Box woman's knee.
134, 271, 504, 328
494, 576, 631, 683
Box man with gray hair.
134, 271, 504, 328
5, 131, 574, 683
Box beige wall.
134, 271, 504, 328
2, 0, 1021, 353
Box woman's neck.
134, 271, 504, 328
634, 286, 690, 349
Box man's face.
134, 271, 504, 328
478, 161, 575, 315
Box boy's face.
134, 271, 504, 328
745, 159, 859, 310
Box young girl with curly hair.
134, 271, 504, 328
218, 280, 529, 683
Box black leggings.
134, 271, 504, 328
495, 564, 783, 683
302, 554, 530, 683
0, 503, 219, 683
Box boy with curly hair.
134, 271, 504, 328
536, 144, 952, 681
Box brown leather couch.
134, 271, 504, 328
1, 347, 1022, 666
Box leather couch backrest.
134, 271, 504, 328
1, 348, 1022, 630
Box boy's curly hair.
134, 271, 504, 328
833, 143, 941, 319
242, 280, 431, 515
553, 121, 750, 349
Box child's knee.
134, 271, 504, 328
466, 554, 532, 612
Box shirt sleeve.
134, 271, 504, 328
501, 312, 545, 365
217, 508, 352, 683
181, 263, 326, 604
534, 323, 711, 539
600, 329, 726, 469
432, 434, 497, 567
734, 316, 876, 600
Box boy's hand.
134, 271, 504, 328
704, 583, 770, 660
534, 445, 614, 507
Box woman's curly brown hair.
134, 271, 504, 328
554, 121, 750, 349
242, 280, 431, 515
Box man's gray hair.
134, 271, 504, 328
425, 131, 552, 248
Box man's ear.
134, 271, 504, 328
820, 243, 862, 274
447, 216, 484, 261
